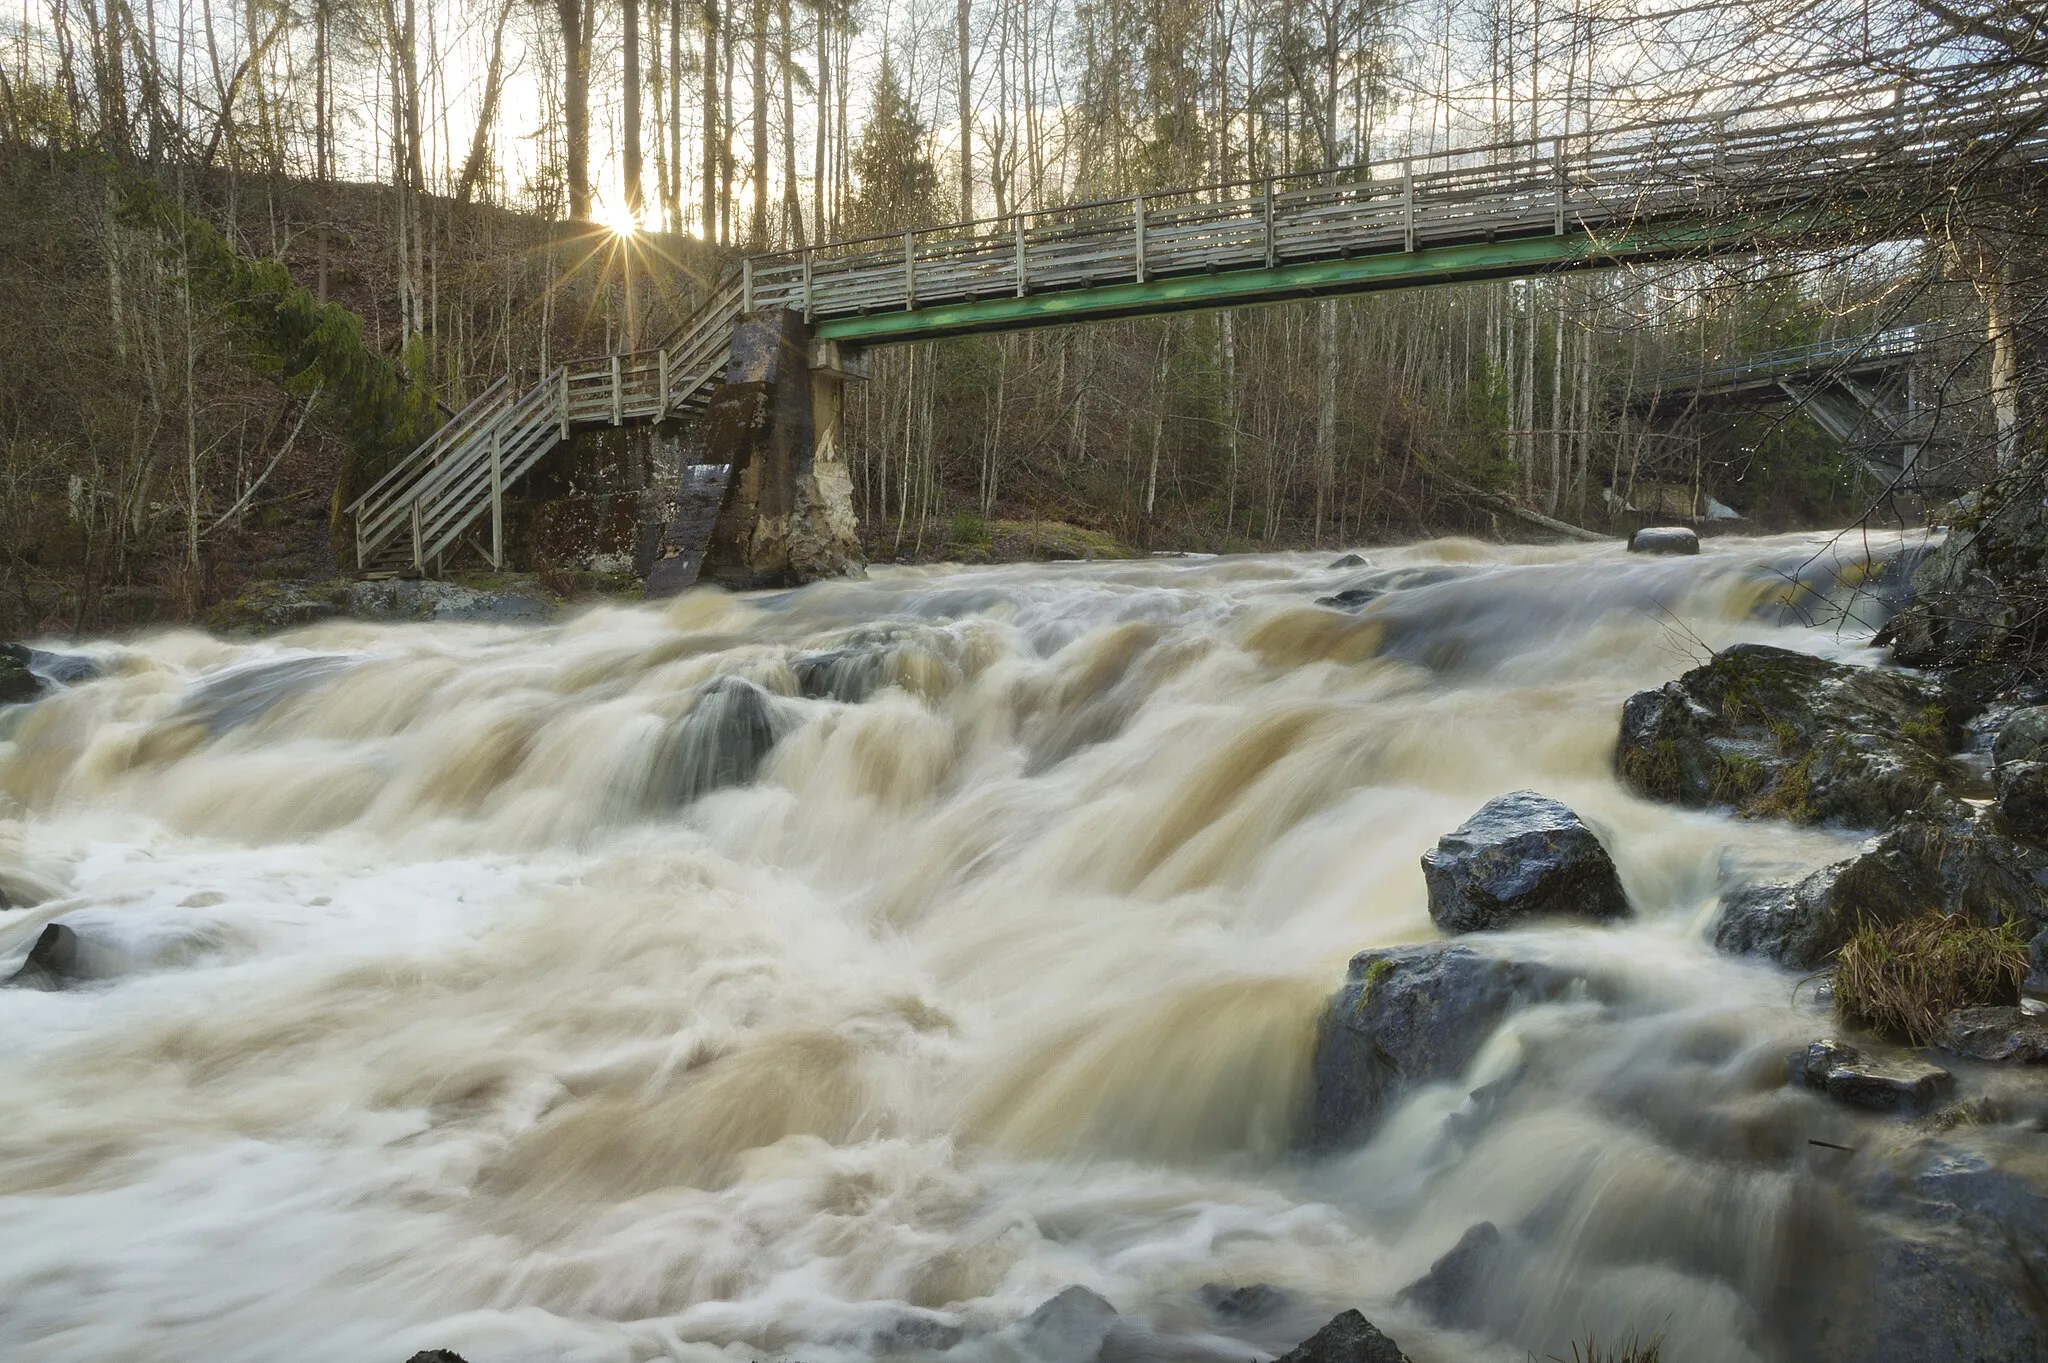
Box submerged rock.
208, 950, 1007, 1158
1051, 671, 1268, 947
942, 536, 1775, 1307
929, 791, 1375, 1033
1309, 944, 1583, 1148
1328, 553, 1369, 568
1715, 795, 2048, 970
1420, 792, 1629, 934
1936, 1006, 2048, 1062
1394, 1221, 1502, 1326
647, 677, 784, 808
1272, 1309, 1410, 1363
1616, 642, 1962, 826
1628, 526, 1700, 555
0, 648, 39, 704
1018, 1286, 1117, 1362
1199, 1283, 1289, 1322
1314, 587, 1382, 610
4, 923, 82, 990
1792, 1039, 1954, 1113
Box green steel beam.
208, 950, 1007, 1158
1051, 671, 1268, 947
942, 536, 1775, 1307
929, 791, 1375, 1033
812, 209, 1840, 346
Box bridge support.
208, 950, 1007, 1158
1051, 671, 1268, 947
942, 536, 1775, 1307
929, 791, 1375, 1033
683, 309, 865, 590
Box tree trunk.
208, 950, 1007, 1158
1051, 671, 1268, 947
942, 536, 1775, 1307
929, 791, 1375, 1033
751, 0, 768, 245
624, 0, 644, 219
558, 0, 591, 220
702, 0, 720, 240
957, 0, 972, 216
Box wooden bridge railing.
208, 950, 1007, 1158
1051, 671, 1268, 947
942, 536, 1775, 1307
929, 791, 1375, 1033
741, 87, 2048, 330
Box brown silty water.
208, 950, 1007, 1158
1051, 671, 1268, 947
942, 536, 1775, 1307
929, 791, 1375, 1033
0, 533, 1930, 1362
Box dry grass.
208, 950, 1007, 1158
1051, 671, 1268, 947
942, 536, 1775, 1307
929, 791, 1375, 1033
1832, 911, 2028, 1044
1549, 1336, 1663, 1363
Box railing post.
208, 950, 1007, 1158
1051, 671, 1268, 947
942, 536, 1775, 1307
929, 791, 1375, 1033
1134, 194, 1148, 282
742, 257, 754, 313
558, 367, 570, 441
490, 425, 504, 569
801, 250, 814, 322
611, 354, 623, 426
904, 231, 917, 310
411, 501, 424, 573
1014, 213, 1028, 297
658, 347, 670, 417
355, 517, 365, 571
1402, 160, 1416, 252
1263, 176, 1276, 268
1553, 136, 1566, 235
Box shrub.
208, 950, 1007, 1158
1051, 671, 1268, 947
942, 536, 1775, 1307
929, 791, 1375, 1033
1552, 1335, 1663, 1363
949, 509, 988, 545
1832, 911, 2028, 1044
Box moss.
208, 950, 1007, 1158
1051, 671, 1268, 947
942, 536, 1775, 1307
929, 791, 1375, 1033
1765, 717, 1803, 754
1353, 956, 1397, 1016
1745, 752, 1815, 822
1901, 703, 1949, 749
1712, 752, 1768, 802
1618, 738, 1682, 800
1831, 911, 2028, 1045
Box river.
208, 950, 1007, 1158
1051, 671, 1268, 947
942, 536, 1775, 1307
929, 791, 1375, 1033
0, 532, 1923, 1363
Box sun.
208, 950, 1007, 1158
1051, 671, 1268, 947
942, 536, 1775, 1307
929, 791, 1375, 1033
597, 196, 641, 238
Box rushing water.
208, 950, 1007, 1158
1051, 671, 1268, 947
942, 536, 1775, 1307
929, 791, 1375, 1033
0, 533, 1929, 1363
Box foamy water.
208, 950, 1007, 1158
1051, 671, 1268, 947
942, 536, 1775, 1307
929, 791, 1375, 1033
0, 533, 1921, 1363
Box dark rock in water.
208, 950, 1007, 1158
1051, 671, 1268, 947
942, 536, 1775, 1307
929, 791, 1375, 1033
347, 579, 558, 624
1936, 1006, 2048, 1062
1616, 642, 1963, 826
1328, 553, 1369, 568
1628, 526, 1699, 555
1394, 1221, 1502, 1325
1831, 1126, 2048, 1362
647, 676, 784, 808
5, 923, 81, 990
1714, 794, 2048, 970
1420, 792, 1629, 934
1018, 1286, 1117, 1361
1792, 1039, 1953, 1113
1272, 1309, 1410, 1363
0, 647, 45, 704
403, 1353, 470, 1363
1199, 1282, 1289, 1322
1877, 522, 2019, 670
791, 643, 890, 703
1310, 944, 1584, 1149
3, 643, 99, 688
1314, 587, 1382, 610
870, 1313, 967, 1353
1995, 759, 2048, 836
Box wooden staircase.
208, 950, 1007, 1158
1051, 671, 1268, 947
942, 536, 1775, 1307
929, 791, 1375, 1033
350, 279, 742, 577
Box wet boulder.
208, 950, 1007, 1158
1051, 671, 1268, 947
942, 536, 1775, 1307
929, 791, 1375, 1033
1616, 642, 1963, 826
646, 676, 785, 808
4, 923, 85, 990
203, 581, 350, 634
1314, 587, 1381, 611
0, 649, 39, 704
1328, 553, 1369, 569
1715, 795, 2048, 970
403, 1353, 470, 1363
1394, 1221, 1503, 1326
1309, 944, 1583, 1149
1792, 1039, 1954, 1113
1017, 1286, 1117, 1362
1936, 1006, 2048, 1063
1199, 1283, 1289, 1322
1420, 792, 1629, 934
1272, 1310, 1410, 1363
1628, 526, 1699, 555
1991, 706, 2048, 835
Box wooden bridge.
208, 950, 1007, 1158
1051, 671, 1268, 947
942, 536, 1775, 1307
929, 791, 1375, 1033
349, 87, 2048, 582
1631, 327, 1941, 486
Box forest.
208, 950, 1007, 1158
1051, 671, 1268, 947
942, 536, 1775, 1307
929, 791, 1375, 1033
0, 0, 2042, 628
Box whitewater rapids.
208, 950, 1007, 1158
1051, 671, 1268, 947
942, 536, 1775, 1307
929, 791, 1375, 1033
0, 534, 1921, 1363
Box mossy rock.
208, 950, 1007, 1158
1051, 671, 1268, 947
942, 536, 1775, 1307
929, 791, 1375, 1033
204, 580, 350, 635
1616, 642, 1969, 826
